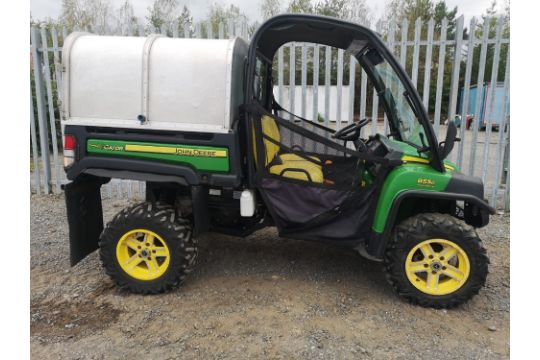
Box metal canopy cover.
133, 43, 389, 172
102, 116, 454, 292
63, 34, 248, 133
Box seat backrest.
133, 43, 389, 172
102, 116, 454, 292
252, 115, 281, 166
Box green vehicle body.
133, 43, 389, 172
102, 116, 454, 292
77, 134, 485, 253
373, 163, 451, 233
372, 139, 454, 233
84, 137, 460, 237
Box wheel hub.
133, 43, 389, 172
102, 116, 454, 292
431, 261, 442, 272
141, 249, 149, 258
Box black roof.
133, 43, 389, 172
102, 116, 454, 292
253, 14, 382, 59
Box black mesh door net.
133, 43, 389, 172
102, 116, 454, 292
248, 101, 392, 243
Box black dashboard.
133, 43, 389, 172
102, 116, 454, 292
364, 134, 390, 158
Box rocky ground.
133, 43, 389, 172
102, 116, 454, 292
30, 194, 509, 359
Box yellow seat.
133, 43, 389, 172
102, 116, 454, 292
278, 153, 320, 163
254, 115, 323, 183
269, 161, 324, 182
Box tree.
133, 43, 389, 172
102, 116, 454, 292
61, 0, 91, 30
314, 0, 371, 25
287, 0, 314, 14
206, 3, 249, 37
176, 6, 193, 37
404, 0, 434, 23
380, 0, 405, 34
378, 0, 467, 118
146, 0, 179, 32
384, 0, 405, 21
260, 0, 283, 20
115, 0, 138, 35
429, 1, 461, 118
60, 0, 112, 32
345, 0, 372, 26
471, 0, 509, 86
314, 0, 346, 17
381, 0, 459, 37
90, 0, 111, 33
433, 0, 458, 38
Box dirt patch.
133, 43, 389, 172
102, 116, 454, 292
31, 299, 120, 342
30, 194, 509, 359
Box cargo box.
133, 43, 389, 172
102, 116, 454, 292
62, 33, 248, 133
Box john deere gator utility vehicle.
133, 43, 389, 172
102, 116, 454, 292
63, 14, 494, 308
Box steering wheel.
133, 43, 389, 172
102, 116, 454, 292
331, 118, 370, 143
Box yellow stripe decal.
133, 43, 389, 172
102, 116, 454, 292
402, 155, 455, 171
402, 155, 429, 164
125, 144, 228, 158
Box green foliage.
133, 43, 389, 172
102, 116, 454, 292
433, 1, 458, 38
289, 0, 371, 23
116, 0, 138, 34
206, 3, 248, 37
60, 0, 112, 33
60, 0, 93, 30
287, 0, 314, 14
146, 0, 179, 32
315, 0, 348, 17
404, 0, 434, 22
260, 0, 283, 20
380, 0, 467, 119
177, 6, 193, 37
430, 1, 460, 118
471, 0, 509, 85
381, 0, 508, 120
274, 0, 372, 87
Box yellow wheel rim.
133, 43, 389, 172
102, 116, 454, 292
405, 239, 470, 296
116, 229, 171, 281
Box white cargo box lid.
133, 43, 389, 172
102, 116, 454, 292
62, 33, 248, 133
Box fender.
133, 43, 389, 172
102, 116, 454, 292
367, 190, 496, 258
66, 171, 211, 266
68, 156, 198, 184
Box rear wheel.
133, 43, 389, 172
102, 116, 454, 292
99, 202, 197, 294
384, 213, 489, 308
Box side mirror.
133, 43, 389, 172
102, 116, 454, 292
438, 121, 457, 160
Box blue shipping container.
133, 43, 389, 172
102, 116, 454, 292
457, 82, 509, 130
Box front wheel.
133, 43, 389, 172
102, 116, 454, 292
384, 213, 489, 308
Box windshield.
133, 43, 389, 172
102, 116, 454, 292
372, 60, 427, 148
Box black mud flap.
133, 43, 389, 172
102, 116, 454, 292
191, 185, 209, 237
64, 176, 104, 266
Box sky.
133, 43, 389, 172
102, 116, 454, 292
30, 0, 503, 24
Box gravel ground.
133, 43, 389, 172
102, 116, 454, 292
30, 194, 509, 359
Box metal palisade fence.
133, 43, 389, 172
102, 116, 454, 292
30, 16, 510, 210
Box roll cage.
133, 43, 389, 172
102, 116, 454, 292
244, 14, 445, 186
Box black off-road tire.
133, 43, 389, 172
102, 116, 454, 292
99, 202, 197, 294
384, 213, 489, 308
